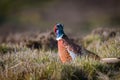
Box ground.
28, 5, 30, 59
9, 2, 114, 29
0, 28, 120, 80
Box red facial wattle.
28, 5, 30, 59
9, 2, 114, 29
54, 25, 57, 33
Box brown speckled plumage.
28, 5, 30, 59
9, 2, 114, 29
58, 35, 100, 63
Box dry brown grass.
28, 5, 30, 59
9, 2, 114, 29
0, 28, 120, 80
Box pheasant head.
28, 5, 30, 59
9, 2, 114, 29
54, 23, 65, 40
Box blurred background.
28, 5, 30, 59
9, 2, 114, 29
0, 0, 120, 36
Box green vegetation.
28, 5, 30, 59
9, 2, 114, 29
0, 45, 14, 54
0, 28, 120, 80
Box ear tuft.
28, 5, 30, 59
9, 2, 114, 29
56, 23, 64, 29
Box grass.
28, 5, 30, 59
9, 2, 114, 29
0, 28, 120, 80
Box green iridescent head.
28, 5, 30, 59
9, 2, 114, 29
54, 23, 65, 40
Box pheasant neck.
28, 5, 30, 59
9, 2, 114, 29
56, 34, 64, 40
56, 30, 65, 40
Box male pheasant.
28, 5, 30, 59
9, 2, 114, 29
54, 23, 120, 63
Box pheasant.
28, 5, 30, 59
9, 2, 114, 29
54, 23, 120, 63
